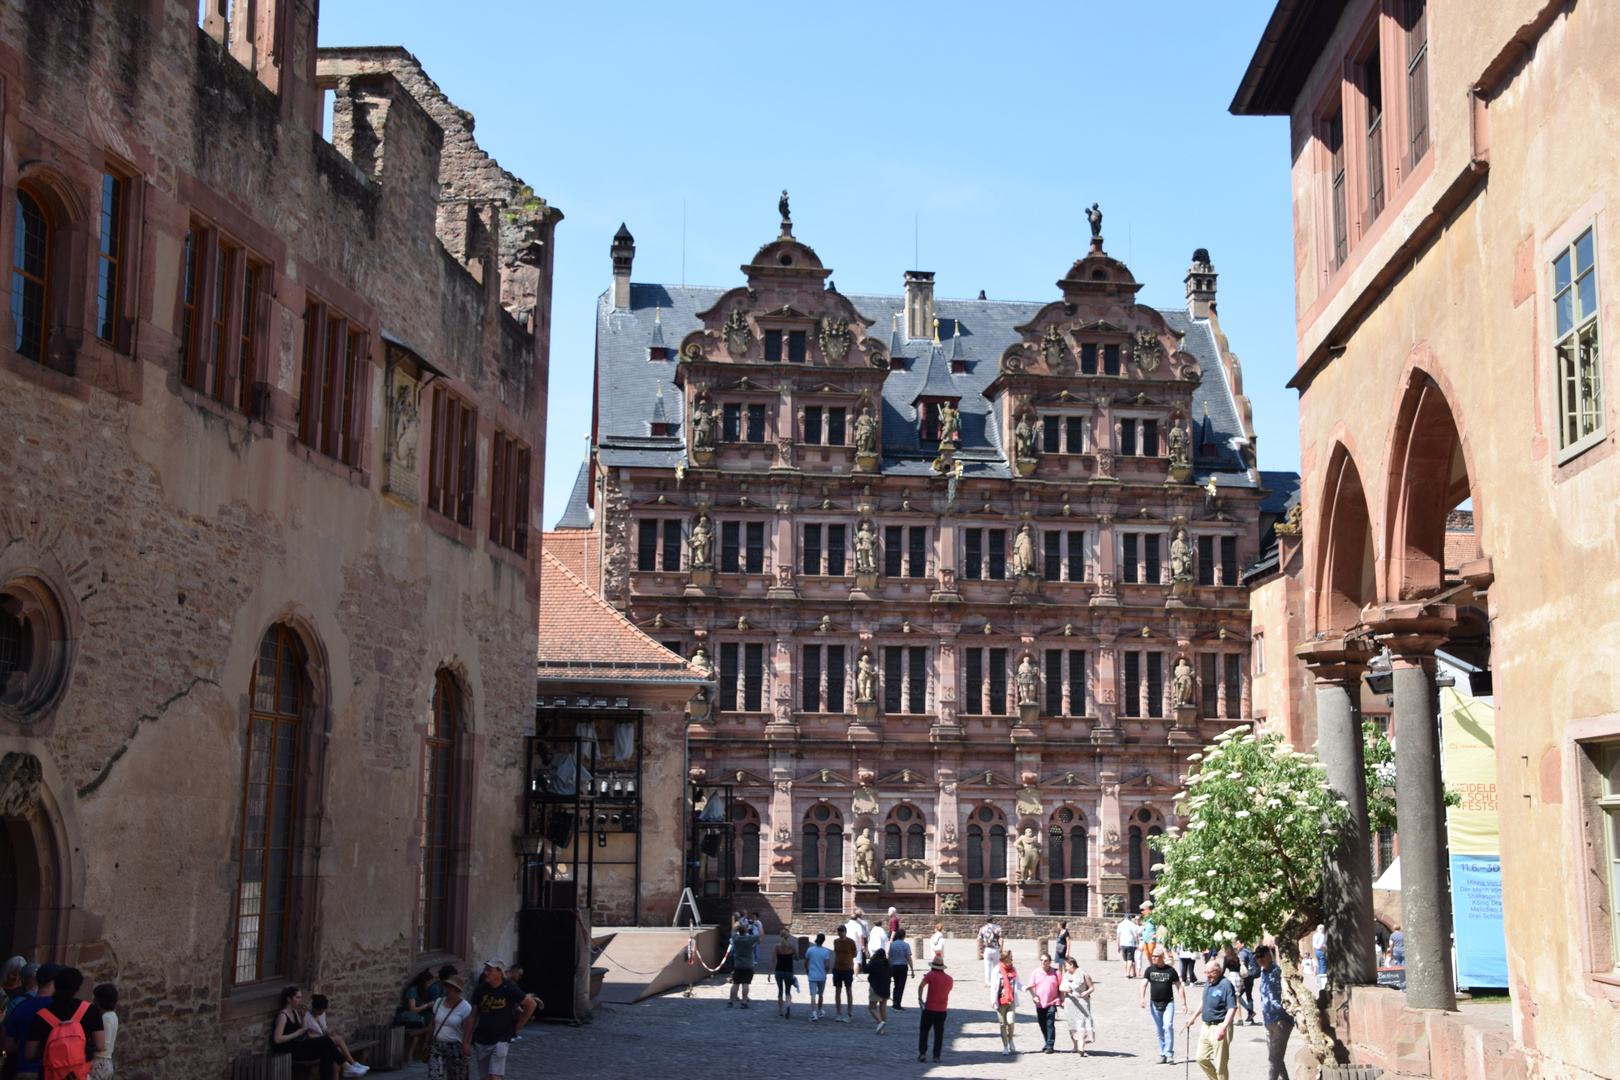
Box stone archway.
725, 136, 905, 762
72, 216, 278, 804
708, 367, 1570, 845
1314, 444, 1377, 635
1382, 374, 1474, 602
0, 752, 66, 959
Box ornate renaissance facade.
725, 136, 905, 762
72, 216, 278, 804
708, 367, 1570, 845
568, 201, 1276, 922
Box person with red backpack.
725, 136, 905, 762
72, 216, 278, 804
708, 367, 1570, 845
20, 967, 102, 1080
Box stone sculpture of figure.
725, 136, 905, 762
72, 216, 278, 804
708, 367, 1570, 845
692, 399, 715, 450
855, 407, 878, 455
391, 383, 420, 470
854, 520, 878, 575
1014, 413, 1038, 459
689, 514, 713, 569
779, 189, 791, 225
1170, 527, 1193, 582
1172, 658, 1196, 708
1086, 202, 1103, 238
856, 653, 878, 702
1015, 654, 1039, 705
937, 401, 961, 444
690, 646, 713, 676
1013, 523, 1037, 577
1167, 419, 1191, 469
1016, 827, 1041, 882
855, 828, 877, 883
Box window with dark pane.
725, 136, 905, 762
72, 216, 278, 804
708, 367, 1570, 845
1224, 653, 1242, 719
988, 530, 1006, 580
885, 526, 903, 577
1147, 652, 1164, 719
96, 173, 125, 344
637, 519, 659, 571
1221, 536, 1238, 584
1198, 535, 1215, 585
1044, 531, 1061, 581
1122, 533, 1139, 584
827, 406, 846, 446
1080, 342, 1097, 375
1068, 530, 1085, 582
885, 824, 902, 860
788, 330, 806, 363
826, 645, 845, 712
804, 406, 823, 445
421, 670, 458, 953
802, 644, 821, 712
802, 523, 822, 576
745, 521, 764, 574
988, 647, 1007, 715
908, 527, 926, 578
721, 521, 740, 573
1103, 344, 1120, 376
1120, 418, 1137, 457
1043, 416, 1061, 453
964, 648, 983, 714
884, 646, 903, 713
1122, 651, 1141, 718
1201, 653, 1219, 717
964, 529, 982, 580
1045, 650, 1063, 715
764, 329, 782, 362
743, 642, 764, 711
907, 823, 925, 859
723, 403, 742, 442
907, 646, 926, 714
1066, 416, 1087, 453
662, 519, 681, 571
719, 642, 739, 711
1145, 534, 1161, 584
1069, 650, 1086, 715
747, 403, 766, 443
827, 524, 846, 575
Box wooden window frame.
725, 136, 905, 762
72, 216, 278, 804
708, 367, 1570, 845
421, 671, 458, 955
427, 386, 477, 527
488, 429, 532, 555
1552, 223, 1605, 463
9, 185, 52, 366
1404, 0, 1430, 169
94, 170, 129, 347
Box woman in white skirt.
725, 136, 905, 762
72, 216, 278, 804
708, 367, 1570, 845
1059, 957, 1096, 1054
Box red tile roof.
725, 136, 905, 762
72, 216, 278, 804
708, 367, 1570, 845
537, 547, 709, 682
542, 529, 599, 585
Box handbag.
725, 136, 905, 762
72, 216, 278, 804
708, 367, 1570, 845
421, 1001, 454, 1065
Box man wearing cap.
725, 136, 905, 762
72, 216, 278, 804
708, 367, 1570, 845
915, 955, 953, 1064
2, 963, 60, 1080
463, 959, 534, 1080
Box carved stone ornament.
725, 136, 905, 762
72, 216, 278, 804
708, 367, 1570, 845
1133, 327, 1163, 373
852, 784, 880, 817
941, 821, 958, 845
0, 752, 43, 818
723, 310, 753, 356
1040, 325, 1067, 369
940, 893, 963, 915
881, 858, 936, 892
819, 315, 852, 362
941, 782, 957, 796
775, 825, 793, 844
1015, 785, 1043, 817
866, 340, 889, 370
1103, 893, 1124, 916
1104, 827, 1121, 847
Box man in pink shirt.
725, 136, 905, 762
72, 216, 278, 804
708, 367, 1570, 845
1028, 952, 1064, 1054
916, 956, 953, 1063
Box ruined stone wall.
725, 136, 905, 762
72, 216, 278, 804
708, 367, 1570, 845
0, 2, 556, 1076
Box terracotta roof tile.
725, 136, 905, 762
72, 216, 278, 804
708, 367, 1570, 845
542, 529, 599, 584
537, 547, 708, 682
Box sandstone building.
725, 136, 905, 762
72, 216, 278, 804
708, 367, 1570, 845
1234, 0, 1620, 1076
566, 202, 1278, 926
0, 2, 556, 1074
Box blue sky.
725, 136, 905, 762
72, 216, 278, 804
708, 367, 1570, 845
317, 1, 1297, 527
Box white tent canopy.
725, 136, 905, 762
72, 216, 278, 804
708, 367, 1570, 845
1373, 855, 1401, 892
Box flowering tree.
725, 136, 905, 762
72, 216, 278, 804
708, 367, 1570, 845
1149, 726, 1395, 1064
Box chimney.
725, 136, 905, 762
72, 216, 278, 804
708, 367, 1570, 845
1185, 248, 1217, 319
904, 271, 935, 340
611, 223, 635, 310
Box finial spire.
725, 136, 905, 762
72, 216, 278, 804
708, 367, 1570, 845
932, 316, 940, 345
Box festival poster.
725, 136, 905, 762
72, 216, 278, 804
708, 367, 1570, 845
1441, 685, 1507, 987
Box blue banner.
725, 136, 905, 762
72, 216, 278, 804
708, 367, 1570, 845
1450, 855, 1507, 988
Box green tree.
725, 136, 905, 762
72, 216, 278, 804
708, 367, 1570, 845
1149, 725, 1396, 1064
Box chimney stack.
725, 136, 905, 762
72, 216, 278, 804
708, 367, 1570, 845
904, 271, 935, 340
611, 223, 635, 310
1185, 248, 1217, 319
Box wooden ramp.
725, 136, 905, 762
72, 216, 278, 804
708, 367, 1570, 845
593, 925, 723, 1004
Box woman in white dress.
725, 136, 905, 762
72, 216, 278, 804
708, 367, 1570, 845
928, 922, 946, 962
1059, 957, 1095, 1054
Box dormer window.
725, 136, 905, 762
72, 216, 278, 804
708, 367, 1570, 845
919, 398, 960, 443
651, 421, 669, 436
1079, 343, 1122, 376
649, 346, 667, 361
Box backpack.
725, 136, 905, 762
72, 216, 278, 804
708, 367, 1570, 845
40, 1001, 90, 1080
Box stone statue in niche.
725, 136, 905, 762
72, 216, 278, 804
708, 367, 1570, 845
1015, 654, 1039, 706
936, 401, 960, 444
1014, 413, 1039, 460
1133, 327, 1163, 373
856, 653, 878, 703
855, 407, 878, 455
1172, 658, 1197, 708
390, 380, 420, 470
690, 646, 713, 676
692, 398, 715, 450
1015, 827, 1042, 882
1167, 419, 1191, 470
1012, 524, 1037, 577
1170, 527, 1193, 583
690, 514, 714, 569
723, 310, 752, 356
854, 521, 878, 575
819, 315, 851, 362
854, 828, 878, 883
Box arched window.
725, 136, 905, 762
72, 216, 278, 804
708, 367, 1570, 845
883, 803, 927, 864
907, 823, 925, 860
11, 188, 51, 364
965, 805, 1009, 915
732, 803, 761, 881
1127, 807, 1163, 914
884, 823, 902, 861
421, 671, 458, 953
801, 803, 843, 913
1048, 806, 1090, 916
234, 626, 304, 984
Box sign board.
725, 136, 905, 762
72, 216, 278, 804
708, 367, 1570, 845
1440, 683, 1506, 988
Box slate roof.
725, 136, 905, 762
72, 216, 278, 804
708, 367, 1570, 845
594, 281, 1257, 488
554, 458, 594, 529
1257, 470, 1301, 515
537, 548, 710, 682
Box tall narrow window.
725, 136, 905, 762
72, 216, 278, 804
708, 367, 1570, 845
1122, 651, 1141, 718
178, 226, 201, 383
1364, 48, 1386, 223
803, 644, 822, 712
788, 330, 806, 363
1067, 530, 1086, 582
1120, 419, 1137, 457
747, 403, 766, 443
827, 645, 845, 712
421, 671, 457, 953
1221, 536, 1239, 585
1328, 109, 1348, 269
1224, 654, 1243, 719
96, 172, 126, 344
988, 647, 1007, 715
802, 523, 822, 575
238, 264, 261, 414
1554, 228, 1604, 456
1201, 654, 1219, 717
1147, 652, 1164, 719
1198, 535, 1215, 586
965, 649, 983, 714
721, 522, 740, 573
1045, 650, 1063, 715
827, 524, 846, 575
804, 406, 823, 446
908, 527, 926, 579
338, 329, 362, 466
637, 519, 659, 572
965, 529, 983, 580
1080, 343, 1098, 375
1145, 534, 1161, 584
719, 642, 740, 711
745, 521, 765, 574
1104, 344, 1121, 376
885, 526, 904, 578
1043, 417, 1062, 454
235, 626, 303, 984
764, 329, 782, 362
210, 243, 236, 400
1043, 531, 1061, 581
988, 530, 1006, 580
298, 304, 319, 444
319, 315, 340, 458
490, 431, 532, 555
827, 407, 846, 446
907, 646, 926, 714
1066, 416, 1087, 453
723, 403, 742, 443
1141, 419, 1158, 457
743, 643, 764, 711
1122, 534, 1139, 584
1068, 650, 1086, 716
428, 389, 477, 526
1405, 0, 1430, 167
662, 519, 681, 571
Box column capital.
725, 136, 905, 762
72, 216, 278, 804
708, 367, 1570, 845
1363, 602, 1458, 663
1295, 634, 1376, 685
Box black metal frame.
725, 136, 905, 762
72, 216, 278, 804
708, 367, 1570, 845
687, 782, 737, 926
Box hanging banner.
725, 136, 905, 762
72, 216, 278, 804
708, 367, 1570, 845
1441, 684, 1505, 987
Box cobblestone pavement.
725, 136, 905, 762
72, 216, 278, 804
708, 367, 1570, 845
490, 940, 1285, 1079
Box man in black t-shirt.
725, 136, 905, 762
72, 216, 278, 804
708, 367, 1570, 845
1138, 950, 1186, 1065
21, 967, 103, 1075
463, 958, 535, 1079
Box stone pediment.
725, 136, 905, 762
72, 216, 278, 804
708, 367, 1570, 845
628, 494, 688, 509
1039, 622, 1095, 640
1073, 318, 1130, 334
807, 615, 850, 634
1191, 626, 1249, 645
805, 381, 863, 396
874, 768, 930, 787
960, 769, 1014, 789
1040, 770, 1098, 791
1130, 507, 1165, 521
799, 767, 854, 786
966, 621, 1017, 637
724, 768, 769, 787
